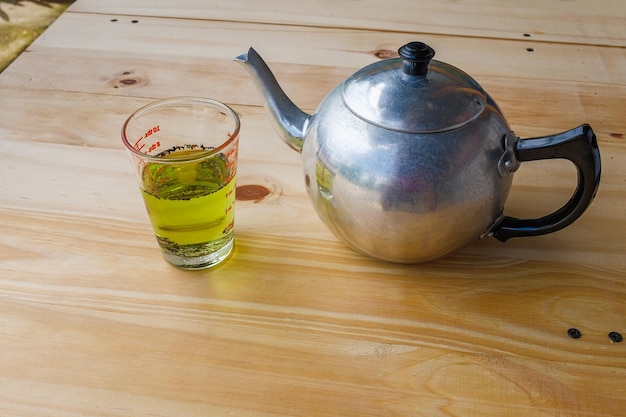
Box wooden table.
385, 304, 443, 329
1, 1, 624, 416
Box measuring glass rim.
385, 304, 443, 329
121, 96, 240, 162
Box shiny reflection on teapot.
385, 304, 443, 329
235, 42, 601, 263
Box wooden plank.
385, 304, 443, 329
67, 0, 626, 46
0, 87, 624, 269
1, 195, 626, 352
3, 46, 624, 139
0, 292, 623, 416
1, 2, 625, 416
28, 13, 626, 84
3, 14, 624, 137
1, 206, 625, 415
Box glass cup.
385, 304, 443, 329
122, 97, 240, 269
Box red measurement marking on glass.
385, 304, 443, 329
226, 147, 237, 158
147, 141, 161, 153
134, 125, 161, 152
222, 220, 234, 235
133, 138, 145, 151
144, 125, 160, 138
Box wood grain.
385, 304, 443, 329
69, 0, 626, 47
1, 1, 625, 416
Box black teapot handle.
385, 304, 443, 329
491, 124, 601, 242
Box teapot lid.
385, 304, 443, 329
342, 42, 487, 133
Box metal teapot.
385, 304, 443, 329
235, 42, 601, 263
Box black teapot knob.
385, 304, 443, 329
398, 42, 435, 76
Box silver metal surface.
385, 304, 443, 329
236, 44, 521, 263
234, 48, 311, 152
342, 59, 486, 133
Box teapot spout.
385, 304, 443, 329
235, 48, 311, 153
